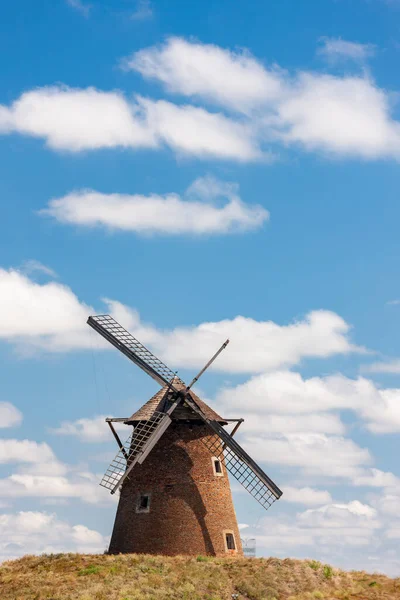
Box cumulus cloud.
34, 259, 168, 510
110, 303, 361, 373
0, 268, 360, 370
123, 36, 283, 113
281, 486, 332, 506
255, 500, 381, 555
0, 472, 116, 505
317, 37, 376, 63
275, 73, 400, 159
139, 97, 261, 160
2, 39, 400, 162
0, 436, 115, 505
0, 86, 260, 161
214, 370, 400, 433
240, 433, 371, 478
0, 87, 154, 152
0, 511, 106, 561
50, 415, 125, 443
354, 468, 400, 489
0, 439, 55, 466
0, 267, 94, 351
124, 37, 400, 161
0, 403, 22, 429
40, 176, 269, 235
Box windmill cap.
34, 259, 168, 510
125, 379, 227, 425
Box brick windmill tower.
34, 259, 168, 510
88, 315, 282, 557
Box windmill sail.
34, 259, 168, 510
184, 396, 282, 510
88, 313, 282, 509
87, 315, 184, 389
101, 401, 180, 494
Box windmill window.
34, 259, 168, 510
224, 532, 236, 552
212, 457, 223, 477
136, 493, 151, 513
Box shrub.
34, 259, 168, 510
323, 564, 333, 579
77, 565, 101, 576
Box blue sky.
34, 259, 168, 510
1, 0, 400, 575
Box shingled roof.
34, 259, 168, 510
125, 379, 227, 424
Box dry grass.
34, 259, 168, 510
1, 553, 399, 600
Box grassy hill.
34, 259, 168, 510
1, 553, 399, 600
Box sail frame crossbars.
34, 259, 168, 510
183, 395, 282, 507
88, 313, 283, 510
100, 411, 166, 492
201, 432, 278, 510
87, 315, 184, 390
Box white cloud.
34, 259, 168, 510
354, 468, 400, 489
0, 267, 94, 351
0, 436, 115, 505
123, 36, 283, 113
0, 86, 260, 161
0, 268, 360, 371
139, 96, 261, 161
0, 403, 22, 429
386, 525, 400, 539
2, 40, 400, 162
0, 86, 154, 152
40, 176, 268, 235
299, 500, 378, 524
0, 472, 115, 505
276, 73, 400, 159
363, 358, 400, 374
0, 439, 55, 465
21, 260, 57, 278
124, 37, 400, 161
231, 412, 345, 435
214, 371, 400, 433
281, 486, 332, 506
0, 511, 106, 562
317, 37, 376, 63
111, 305, 361, 373
130, 0, 153, 20
66, 0, 91, 18
241, 433, 371, 478
378, 494, 400, 518
255, 500, 381, 555
50, 415, 125, 443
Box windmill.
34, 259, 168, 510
88, 314, 282, 557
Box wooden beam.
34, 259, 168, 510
107, 421, 128, 461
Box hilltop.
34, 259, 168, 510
1, 553, 399, 600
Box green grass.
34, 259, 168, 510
322, 564, 333, 580
0, 553, 399, 600
78, 565, 102, 576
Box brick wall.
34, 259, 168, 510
109, 421, 243, 557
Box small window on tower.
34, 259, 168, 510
212, 457, 223, 476
225, 532, 236, 551
136, 493, 151, 513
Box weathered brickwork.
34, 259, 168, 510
109, 422, 243, 557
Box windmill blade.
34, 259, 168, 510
87, 315, 185, 390
184, 395, 282, 510
101, 400, 181, 494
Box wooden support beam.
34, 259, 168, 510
107, 421, 128, 461
222, 419, 244, 451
